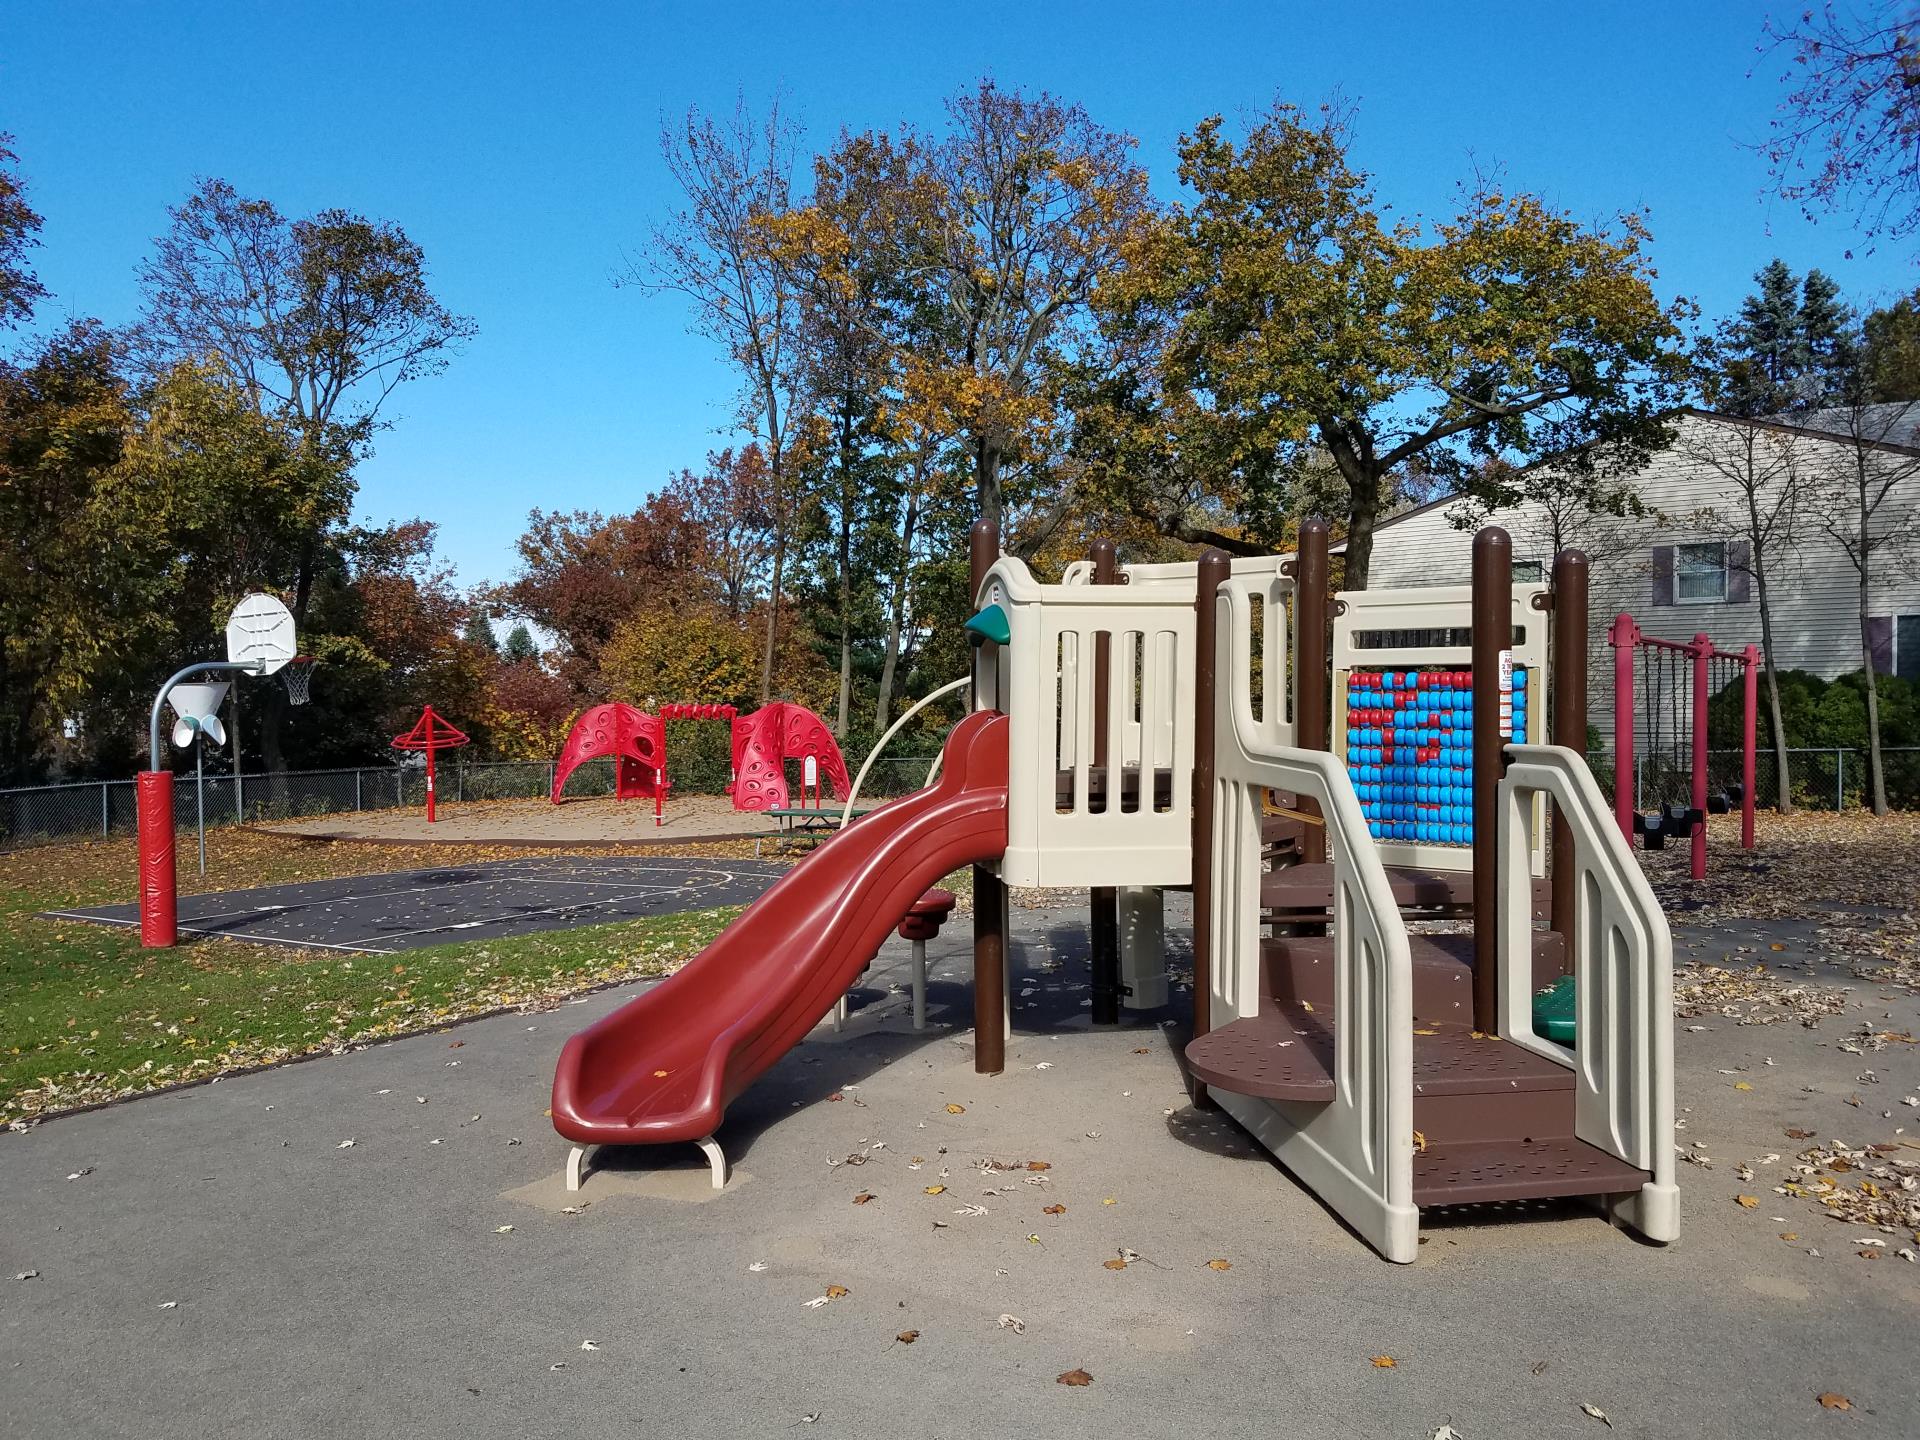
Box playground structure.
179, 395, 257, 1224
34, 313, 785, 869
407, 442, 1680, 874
548, 700, 847, 824
390, 705, 470, 823
550, 521, 1675, 1264
1608, 615, 1758, 879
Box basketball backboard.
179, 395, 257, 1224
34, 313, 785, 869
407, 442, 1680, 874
226, 594, 297, 675
167, 680, 230, 747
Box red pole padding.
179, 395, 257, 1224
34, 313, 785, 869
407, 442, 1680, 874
425, 745, 437, 823
137, 770, 177, 947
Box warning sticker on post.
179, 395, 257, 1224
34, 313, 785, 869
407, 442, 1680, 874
1498, 649, 1514, 692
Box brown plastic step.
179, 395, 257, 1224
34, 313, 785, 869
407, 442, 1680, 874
1262, 931, 1563, 1021
1263, 862, 1550, 919
1184, 1007, 1571, 1108
1183, 1009, 1333, 1101
1412, 1136, 1649, 1207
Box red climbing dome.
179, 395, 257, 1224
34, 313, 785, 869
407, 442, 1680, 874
551, 703, 667, 804
729, 702, 850, 812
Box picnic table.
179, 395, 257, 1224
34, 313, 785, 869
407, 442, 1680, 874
759, 804, 875, 854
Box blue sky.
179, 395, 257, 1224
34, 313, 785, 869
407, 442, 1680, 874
5, 2, 1911, 587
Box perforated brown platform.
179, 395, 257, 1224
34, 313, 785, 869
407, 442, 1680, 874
1413, 1137, 1648, 1206
1184, 1009, 1334, 1101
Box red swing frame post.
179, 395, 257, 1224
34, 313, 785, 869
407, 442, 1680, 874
391, 705, 471, 823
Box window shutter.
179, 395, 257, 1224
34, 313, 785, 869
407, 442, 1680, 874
1867, 615, 1894, 674
1651, 545, 1674, 606
1727, 540, 1752, 604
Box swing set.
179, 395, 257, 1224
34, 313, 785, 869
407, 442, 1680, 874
1607, 614, 1758, 880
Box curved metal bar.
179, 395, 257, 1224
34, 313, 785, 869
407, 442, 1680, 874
839, 675, 970, 829
148, 660, 262, 765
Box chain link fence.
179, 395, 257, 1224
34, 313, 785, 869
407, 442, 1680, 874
0, 752, 946, 852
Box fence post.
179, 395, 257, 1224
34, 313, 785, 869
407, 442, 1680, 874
1836, 749, 1844, 811
1740, 645, 1758, 848
355, 769, 363, 811
101, 781, 110, 838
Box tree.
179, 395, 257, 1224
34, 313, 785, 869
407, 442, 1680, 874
463, 612, 499, 654
919, 81, 1153, 538
1756, 5, 1920, 252
136, 178, 474, 770
661, 447, 775, 619
1673, 405, 1810, 812
1103, 101, 1692, 586
503, 623, 539, 663
503, 499, 713, 691
1716, 259, 1857, 413
635, 99, 811, 703
0, 134, 48, 332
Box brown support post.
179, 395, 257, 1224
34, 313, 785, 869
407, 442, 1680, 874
1089, 539, 1121, 1025
1549, 548, 1588, 963
1294, 518, 1330, 866
1189, 549, 1230, 1106
1470, 527, 1512, 1034
970, 518, 1007, 1075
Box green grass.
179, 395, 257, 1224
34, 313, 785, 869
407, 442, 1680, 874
0, 831, 741, 1126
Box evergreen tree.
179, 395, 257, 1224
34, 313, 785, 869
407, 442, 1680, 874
1794, 269, 1857, 404
1721, 260, 1801, 414
463, 611, 499, 654
503, 623, 539, 663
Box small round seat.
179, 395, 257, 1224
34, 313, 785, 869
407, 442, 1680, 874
896, 887, 957, 942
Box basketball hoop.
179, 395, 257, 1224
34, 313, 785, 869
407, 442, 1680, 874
283, 656, 317, 706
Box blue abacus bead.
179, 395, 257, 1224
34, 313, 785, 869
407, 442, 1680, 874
1512, 668, 1527, 691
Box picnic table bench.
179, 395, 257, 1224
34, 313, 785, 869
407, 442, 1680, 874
758, 804, 876, 853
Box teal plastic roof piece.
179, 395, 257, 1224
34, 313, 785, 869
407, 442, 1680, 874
964, 604, 1011, 646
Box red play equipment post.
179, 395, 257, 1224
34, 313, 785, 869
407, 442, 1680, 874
1690, 632, 1710, 882
136, 770, 177, 946
1610, 612, 1638, 842
1742, 644, 1759, 850
391, 706, 470, 822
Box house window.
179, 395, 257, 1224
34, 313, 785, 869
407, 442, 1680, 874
1900, 615, 1920, 684
1674, 542, 1728, 604
1513, 560, 1544, 583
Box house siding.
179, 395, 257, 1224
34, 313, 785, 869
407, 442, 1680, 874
1350, 414, 1920, 694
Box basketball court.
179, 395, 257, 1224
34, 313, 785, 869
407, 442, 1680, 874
48, 856, 788, 955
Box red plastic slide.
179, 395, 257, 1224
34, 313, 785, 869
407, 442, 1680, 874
550, 711, 1008, 1152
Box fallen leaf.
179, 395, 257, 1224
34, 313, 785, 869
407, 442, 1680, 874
895, 1330, 919, 1345
1414, 1028, 1438, 1036
996, 1314, 1025, 1333
1206, 1258, 1232, 1271
852, 1192, 875, 1206
825, 1285, 849, 1299
1431, 1427, 1463, 1440
1531, 1361, 1549, 1376
1132, 1047, 1151, 1054
1817, 1393, 1852, 1411
1371, 1355, 1397, 1368
1043, 1204, 1066, 1215
1779, 1232, 1799, 1242
747, 1262, 768, 1272
335, 1140, 355, 1150
1102, 1197, 1116, 1206
65, 1167, 94, 1181
944, 1103, 965, 1114
1734, 1081, 1754, 1092
1026, 1160, 1051, 1172
1579, 1402, 1611, 1427
801, 1297, 829, 1309
1056, 1368, 1093, 1387
1736, 1195, 1759, 1208
578, 1340, 599, 1351
14, 1270, 39, 1281
652, 1070, 669, 1078
923, 1185, 946, 1195
1785, 1127, 1816, 1139
157, 1301, 178, 1310
1102, 1258, 1129, 1271
495, 1225, 514, 1234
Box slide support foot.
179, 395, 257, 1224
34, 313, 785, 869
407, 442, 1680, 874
911, 938, 928, 1031
566, 1145, 591, 1192
696, 1135, 728, 1189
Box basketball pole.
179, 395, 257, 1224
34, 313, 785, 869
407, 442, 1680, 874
139, 659, 262, 948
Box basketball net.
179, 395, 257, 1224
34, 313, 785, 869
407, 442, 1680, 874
284, 656, 316, 707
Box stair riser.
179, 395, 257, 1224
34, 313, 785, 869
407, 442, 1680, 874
1414, 1088, 1574, 1146
1263, 942, 1563, 1018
